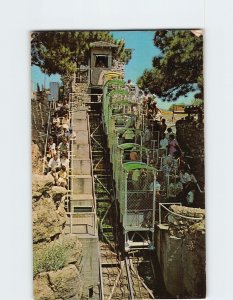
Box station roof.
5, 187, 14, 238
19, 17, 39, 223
90, 41, 118, 48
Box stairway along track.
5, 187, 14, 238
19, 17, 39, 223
88, 105, 158, 300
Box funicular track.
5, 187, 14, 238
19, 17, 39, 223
88, 103, 159, 300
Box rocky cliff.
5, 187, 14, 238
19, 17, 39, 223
156, 205, 206, 298
32, 174, 83, 300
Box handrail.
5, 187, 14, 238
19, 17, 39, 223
42, 101, 52, 174
159, 202, 204, 225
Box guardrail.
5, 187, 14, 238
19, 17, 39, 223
65, 212, 97, 236
158, 202, 204, 225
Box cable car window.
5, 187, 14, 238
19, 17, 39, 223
95, 55, 108, 68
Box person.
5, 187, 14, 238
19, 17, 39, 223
159, 133, 168, 150
53, 112, 60, 129
56, 126, 65, 144
132, 169, 140, 190
168, 134, 180, 157
50, 168, 58, 185
60, 100, 69, 116
130, 148, 138, 161
60, 152, 69, 170
58, 137, 69, 153
47, 137, 56, 160
165, 127, 174, 139
96, 59, 105, 67
139, 168, 148, 190
160, 118, 167, 135
142, 127, 151, 148
57, 165, 68, 187
186, 189, 195, 206
64, 125, 71, 139
48, 154, 61, 172
179, 169, 191, 185
149, 179, 161, 195
125, 79, 132, 92
62, 113, 70, 127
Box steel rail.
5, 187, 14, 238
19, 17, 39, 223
125, 257, 135, 300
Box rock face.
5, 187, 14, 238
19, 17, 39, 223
49, 265, 82, 299
32, 175, 67, 243
32, 142, 43, 175
34, 236, 83, 300
156, 205, 206, 298
32, 174, 84, 299
34, 273, 56, 300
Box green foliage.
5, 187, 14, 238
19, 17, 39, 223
137, 30, 203, 101
31, 31, 131, 76
33, 238, 77, 277
191, 98, 204, 106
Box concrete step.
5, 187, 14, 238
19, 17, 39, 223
72, 144, 90, 158
71, 176, 93, 194
71, 159, 91, 175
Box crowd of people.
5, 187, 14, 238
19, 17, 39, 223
41, 80, 200, 207
119, 81, 200, 207
43, 100, 76, 189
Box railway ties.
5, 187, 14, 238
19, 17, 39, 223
100, 248, 155, 300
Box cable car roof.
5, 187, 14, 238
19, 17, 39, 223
123, 162, 156, 171
118, 143, 147, 151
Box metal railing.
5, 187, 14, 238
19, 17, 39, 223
42, 101, 52, 174
158, 202, 204, 225
65, 212, 97, 236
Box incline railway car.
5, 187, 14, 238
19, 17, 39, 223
102, 78, 158, 251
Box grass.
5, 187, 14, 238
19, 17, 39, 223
33, 238, 77, 277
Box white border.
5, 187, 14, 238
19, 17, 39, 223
1, 0, 233, 299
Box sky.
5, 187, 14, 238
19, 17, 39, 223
31, 30, 196, 110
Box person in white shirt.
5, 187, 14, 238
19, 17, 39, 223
48, 154, 61, 172
179, 169, 191, 185
186, 189, 195, 206
159, 133, 168, 149
62, 113, 70, 126
47, 137, 56, 160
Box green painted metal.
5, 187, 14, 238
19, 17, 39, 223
118, 143, 147, 151
104, 79, 125, 88
123, 161, 157, 172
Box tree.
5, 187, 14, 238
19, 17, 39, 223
31, 31, 131, 76
137, 30, 203, 101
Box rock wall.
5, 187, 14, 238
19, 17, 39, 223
31, 92, 49, 153
32, 142, 43, 175
156, 205, 206, 298
32, 174, 84, 300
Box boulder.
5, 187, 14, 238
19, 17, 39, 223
33, 198, 66, 243
32, 174, 54, 194
48, 265, 82, 299
32, 143, 43, 175
34, 272, 55, 300
49, 186, 67, 206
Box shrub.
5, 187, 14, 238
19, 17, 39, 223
33, 238, 77, 277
